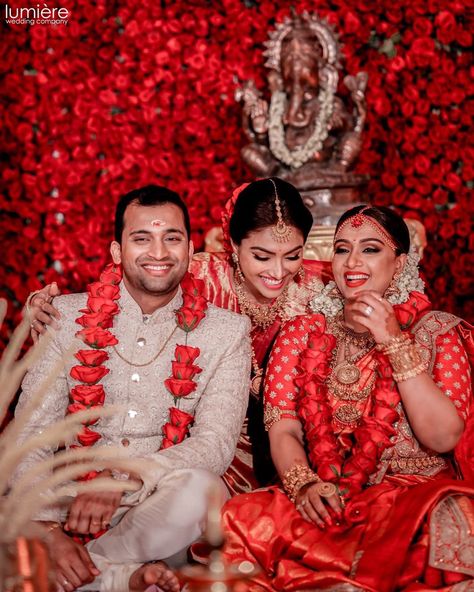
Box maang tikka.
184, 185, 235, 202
269, 178, 293, 242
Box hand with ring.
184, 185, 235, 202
28, 282, 61, 342
295, 481, 343, 528
345, 290, 403, 345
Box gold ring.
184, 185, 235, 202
315, 482, 337, 498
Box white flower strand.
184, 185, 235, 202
268, 87, 335, 169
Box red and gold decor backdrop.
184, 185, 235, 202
1, 0, 472, 334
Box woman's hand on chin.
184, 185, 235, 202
345, 290, 402, 345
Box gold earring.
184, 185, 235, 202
297, 267, 305, 281
385, 270, 401, 299
232, 252, 245, 283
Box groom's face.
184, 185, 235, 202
111, 201, 193, 300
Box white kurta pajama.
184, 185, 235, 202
14, 283, 251, 591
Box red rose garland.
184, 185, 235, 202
294, 314, 401, 524
69, 263, 208, 465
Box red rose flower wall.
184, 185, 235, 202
1, 0, 472, 338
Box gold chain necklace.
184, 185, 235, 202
113, 325, 178, 367
330, 313, 375, 350
234, 277, 289, 330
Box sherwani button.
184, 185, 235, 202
131, 373, 140, 383
137, 338, 146, 347
121, 438, 130, 447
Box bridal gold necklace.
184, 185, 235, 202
234, 277, 289, 330
327, 314, 376, 426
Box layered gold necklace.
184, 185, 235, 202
234, 278, 289, 330
327, 314, 376, 426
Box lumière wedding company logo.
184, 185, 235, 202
4, 3, 70, 25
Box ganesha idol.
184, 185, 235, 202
236, 11, 370, 230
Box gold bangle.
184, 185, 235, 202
282, 464, 321, 502
392, 362, 427, 382
385, 339, 427, 382
377, 334, 410, 354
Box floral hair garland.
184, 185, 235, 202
69, 263, 208, 478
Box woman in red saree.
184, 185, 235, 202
27, 178, 332, 494
221, 205, 474, 591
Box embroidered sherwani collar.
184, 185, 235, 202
118, 280, 183, 324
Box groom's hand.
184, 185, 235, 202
66, 490, 122, 535
45, 525, 99, 591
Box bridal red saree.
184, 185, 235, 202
221, 292, 474, 591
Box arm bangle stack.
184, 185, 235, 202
377, 334, 427, 382
282, 464, 321, 502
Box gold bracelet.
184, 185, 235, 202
377, 333, 410, 354
385, 340, 427, 382
282, 464, 321, 502
392, 361, 427, 382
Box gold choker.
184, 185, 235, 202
234, 278, 288, 330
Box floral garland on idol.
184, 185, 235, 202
68, 262, 208, 481
294, 313, 401, 528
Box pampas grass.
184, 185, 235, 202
0, 299, 155, 541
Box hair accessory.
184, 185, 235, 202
334, 207, 398, 252
269, 178, 293, 242
384, 246, 425, 305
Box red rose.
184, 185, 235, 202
67, 403, 101, 425
175, 307, 206, 332
76, 310, 114, 329
99, 265, 122, 285
76, 327, 118, 348
164, 377, 197, 397
70, 385, 105, 406
171, 361, 202, 380
174, 345, 200, 364
169, 407, 194, 428
435, 10, 457, 45
88, 282, 121, 300
307, 332, 334, 353
74, 350, 109, 367
393, 299, 420, 329
84, 299, 119, 315
344, 500, 369, 525
70, 365, 109, 384
162, 422, 188, 445
77, 426, 101, 447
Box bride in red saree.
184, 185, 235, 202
221, 205, 474, 591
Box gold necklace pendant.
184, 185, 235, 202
334, 403, 363, 426
335, 362, 360, 385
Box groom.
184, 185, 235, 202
14, 185, 251, 592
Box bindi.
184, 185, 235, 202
151, 219, 166, 226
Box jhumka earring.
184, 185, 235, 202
231, 252, 245, 283
269, 178, 293, 242
297, 267, 305, 281
384, 269, 402, 301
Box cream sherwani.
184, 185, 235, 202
14, 283, 251, 591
